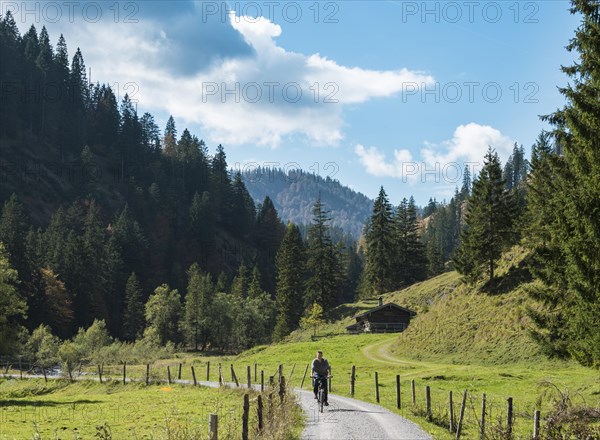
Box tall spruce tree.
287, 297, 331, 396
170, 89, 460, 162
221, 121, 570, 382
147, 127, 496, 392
364, 187, 395, 296
230, 262, 248, 298
305, 197, 340, 315
394, 196, 427, 286
0, 194, 28, 281
183, 263, 213, 351
122, 273, 144, 341
454, 148, 514, 283
527, 0, 600, 367
253, 196, 285, 295
163, 116, 177, 158
273, 223, 306, 340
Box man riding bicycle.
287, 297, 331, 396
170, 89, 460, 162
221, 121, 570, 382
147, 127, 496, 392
311, 350, 331, 406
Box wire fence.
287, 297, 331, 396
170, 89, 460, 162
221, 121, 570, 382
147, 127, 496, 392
2, 358, 599, 439
0, 357, 298, 440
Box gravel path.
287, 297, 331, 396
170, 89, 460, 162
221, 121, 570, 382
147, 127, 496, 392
297, 389, 432, 440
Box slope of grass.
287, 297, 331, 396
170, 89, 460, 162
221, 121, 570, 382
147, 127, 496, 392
390, 247, 543, 365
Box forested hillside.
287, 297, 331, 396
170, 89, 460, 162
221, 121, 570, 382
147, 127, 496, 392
0, 16, 363, 356
242, 167, 373, 238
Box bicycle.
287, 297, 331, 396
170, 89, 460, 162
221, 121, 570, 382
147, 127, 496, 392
314, 374, 333, 413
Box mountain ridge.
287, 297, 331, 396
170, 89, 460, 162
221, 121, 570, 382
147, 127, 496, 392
241, 167, 373, 238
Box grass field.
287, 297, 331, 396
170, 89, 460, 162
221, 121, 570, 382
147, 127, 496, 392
0, 378, 301, 440
185, 333, 598, 440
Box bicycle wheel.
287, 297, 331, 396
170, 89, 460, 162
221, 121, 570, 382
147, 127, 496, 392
318, 386, 324, 413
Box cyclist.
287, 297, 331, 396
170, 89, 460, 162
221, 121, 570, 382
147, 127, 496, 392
311, 350, 331, 406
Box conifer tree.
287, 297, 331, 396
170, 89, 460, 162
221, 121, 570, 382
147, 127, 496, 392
363, 187, 395, 295
140, 112, 161, 154
394, 196, 427, 285
0, 194, 28, 280
454, 148, 514, 283
184, 265, 214, 350
460, 166, 472, 200
40, 267, 73, 338
122, 273, 144, 341
273, 223, 306, 340
231, 172, 256, 237
83, 201, 107, 321
248, 266, 264, 299
68, 48, 88, 149
527, 0, 600, 367
305, 197, 340, 315
230, 262, 248, 298
253, 196, 285, 295
163, 115, 177, 157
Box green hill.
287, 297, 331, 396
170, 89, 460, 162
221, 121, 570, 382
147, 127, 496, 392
389, 247, 543, 365
281, 246, 543, 365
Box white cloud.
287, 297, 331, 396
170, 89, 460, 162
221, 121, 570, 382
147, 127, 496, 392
422, 123, 514, 166
355, 144, 416, 181
45, 9, 434, 148
355, 123, 514, 185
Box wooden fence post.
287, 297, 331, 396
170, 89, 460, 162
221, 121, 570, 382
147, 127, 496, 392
396, 375, 401, 409
506, 397, 513, 438
375, 372, 380, 403
261, 370, 264, 392
449, 390, 454, 432
231, 364, 239, 387
98, 365, 103, 384
278, 364, 283, 380
257, 394, 263, 432
242, 393, 249, 440
301, 364, 309, 389
289, 363, 296, 383
254, 363, 257, 382
426, 386, 432, 421
145, 364, 150, 385
279, 376, 286, 402
191, 366, 197, 386
533, 410, 540, 440
247, 365, 251, 389
167, 366, 172, 385
178, 363, 182, 380
123, 362, 126, 385
207, 361, 210, 381
455, 390, 467, 440
209, 413, 218, 440
350, 366, 356, 397
480, 393, 486, 440
218, 363, 223, 386
268, 392, 273, 416
411, 380, 416, 405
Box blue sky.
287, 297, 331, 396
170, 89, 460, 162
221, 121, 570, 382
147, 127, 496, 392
4, 1, 579, 205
